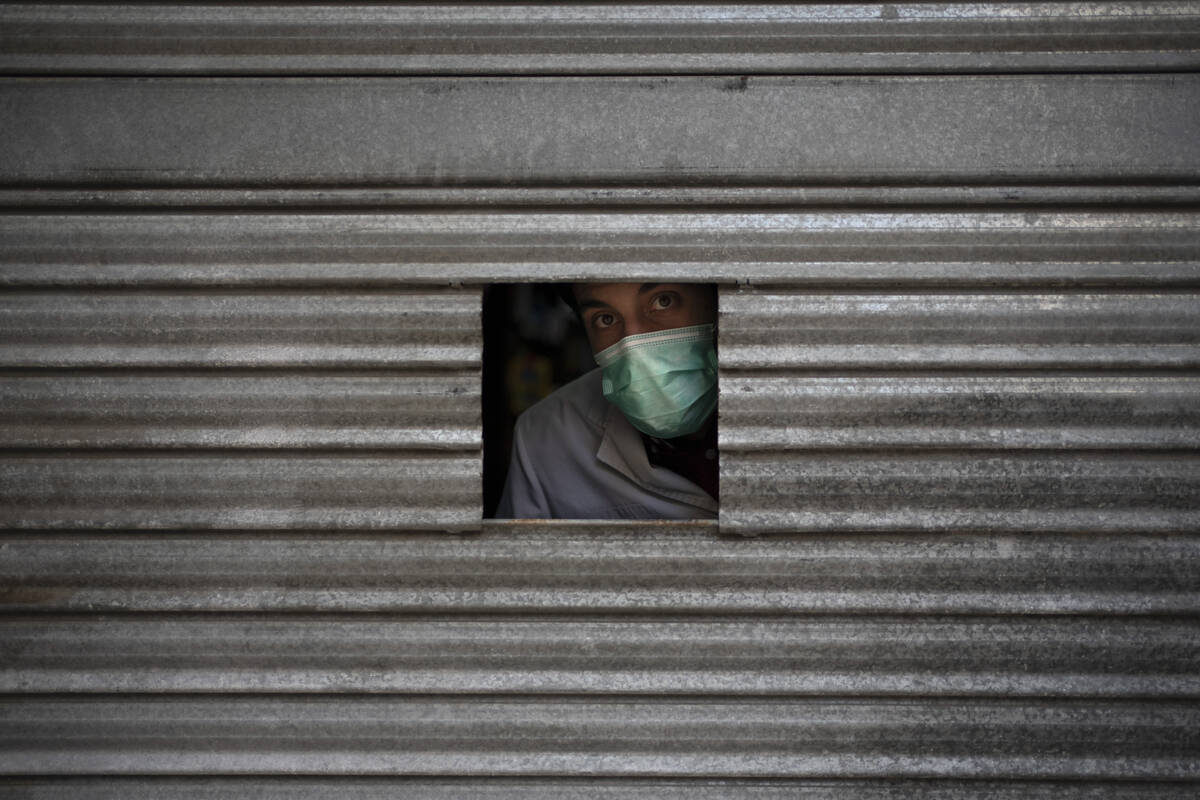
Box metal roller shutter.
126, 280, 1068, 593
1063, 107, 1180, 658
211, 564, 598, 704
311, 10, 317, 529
1, 3, 1198, 795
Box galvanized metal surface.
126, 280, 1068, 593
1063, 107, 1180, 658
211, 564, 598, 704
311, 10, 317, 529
3, 615, 1197, 697
0, 456, 479, 530
0, 291, 479, 368
0, 375, 478, 450
3, 76, 1198, 186
0, 287, 481, 529
3, 211, 1197, 287
3, 527, 1197, 615
721, 454, 1200, 532
7, 185, 1200, 209
720, 291, 1200, 369
3, 4, 1198, 792
4, 3, 1199, 75
718, 286, 1200, 533
720, 376, 1200, 450
5, 778, 1200, 800
3, 696, 1197, 777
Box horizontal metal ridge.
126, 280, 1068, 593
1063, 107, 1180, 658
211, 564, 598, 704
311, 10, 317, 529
5, 185, 1200, 210
720, 292, 1200, 369
0, 291, 480, 369
2, 529, 1196, 615
3, 211, 1197, 287
3, 696, 1197, 777
2, 3, 1198, 75
0, 456, 480, 530
721, 376, 1200, 450
3, 77, 1197, 186
2, 616, 1196, 697
4, 777, 1197, 800
0, 375, 479, 450
721, 453, 1200, 533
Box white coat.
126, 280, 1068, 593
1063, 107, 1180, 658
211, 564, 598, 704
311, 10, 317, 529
495, 368, 718, 519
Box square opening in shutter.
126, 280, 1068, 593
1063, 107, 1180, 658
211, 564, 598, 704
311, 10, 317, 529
483, 283, 719, 521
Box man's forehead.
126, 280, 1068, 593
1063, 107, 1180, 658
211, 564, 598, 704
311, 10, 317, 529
573, 282, 662, 304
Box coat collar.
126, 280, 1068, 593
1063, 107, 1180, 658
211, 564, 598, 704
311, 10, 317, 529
595, 403, 718, 513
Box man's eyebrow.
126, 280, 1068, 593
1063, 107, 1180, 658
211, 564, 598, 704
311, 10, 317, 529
577, 283, 667, 311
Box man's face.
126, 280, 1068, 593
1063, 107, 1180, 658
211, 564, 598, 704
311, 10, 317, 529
572, 283, 717, 354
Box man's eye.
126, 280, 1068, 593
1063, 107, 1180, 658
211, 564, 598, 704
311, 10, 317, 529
594, 313, 616, 329
651, 294, 675, 310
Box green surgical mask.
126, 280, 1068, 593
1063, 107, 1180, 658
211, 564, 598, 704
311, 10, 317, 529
594, 323, 717, 439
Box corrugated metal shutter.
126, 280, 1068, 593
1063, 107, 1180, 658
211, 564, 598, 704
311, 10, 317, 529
2, 3, 1199, 794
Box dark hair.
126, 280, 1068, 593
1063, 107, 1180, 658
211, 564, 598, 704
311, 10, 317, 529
552, 283, 579, 314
